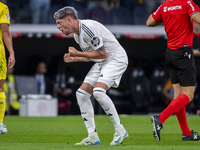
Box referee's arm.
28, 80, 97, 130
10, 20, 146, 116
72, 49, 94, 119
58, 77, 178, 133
146, 15, 163, 27
191, 12, 200, 24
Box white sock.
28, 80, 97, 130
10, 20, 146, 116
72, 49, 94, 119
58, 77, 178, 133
115, 124, 125, 132
76, 88, 97, 134
89, 131, 99, 139
93, 87, 124, 131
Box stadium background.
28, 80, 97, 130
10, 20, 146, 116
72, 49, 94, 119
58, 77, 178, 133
4, 0, 200, 115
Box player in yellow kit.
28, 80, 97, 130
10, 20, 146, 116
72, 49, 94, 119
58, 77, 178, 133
0, 0, 15, 134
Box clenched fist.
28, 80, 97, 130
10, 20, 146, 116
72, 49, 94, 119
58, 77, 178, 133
69, 47, 78, 57
63, 53, 75, 63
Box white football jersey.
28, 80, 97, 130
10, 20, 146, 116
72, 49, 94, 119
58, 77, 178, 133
74, 20, 128, 64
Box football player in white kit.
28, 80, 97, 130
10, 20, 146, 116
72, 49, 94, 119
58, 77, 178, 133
54, 6, 129, 146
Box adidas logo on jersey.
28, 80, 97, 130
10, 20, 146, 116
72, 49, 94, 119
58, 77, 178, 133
99, 74, 103, 77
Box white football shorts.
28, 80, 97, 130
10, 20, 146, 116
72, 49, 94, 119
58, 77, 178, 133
83, 60, 128, 88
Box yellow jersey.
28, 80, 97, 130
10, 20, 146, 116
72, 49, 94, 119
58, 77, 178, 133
0, 2, 10, 58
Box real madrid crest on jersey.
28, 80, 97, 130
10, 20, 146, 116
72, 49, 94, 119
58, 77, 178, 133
91, 37, 100, 47
83, 38, 87, 43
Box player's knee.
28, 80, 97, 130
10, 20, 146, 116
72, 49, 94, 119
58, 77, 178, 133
93, 87, 106, 101
181, 86, 195, 101
76, 90, 81, 99
76, 89, 91, 104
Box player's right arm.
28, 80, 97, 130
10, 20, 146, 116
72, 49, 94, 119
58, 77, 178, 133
68, 46, 107, 59
63, 53, 91, 63
0, 4, 15, 68
146, 15, 163, 27
146, 5, 163, 27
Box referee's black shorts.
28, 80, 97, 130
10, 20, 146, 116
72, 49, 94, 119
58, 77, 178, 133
165, 46, 196, 86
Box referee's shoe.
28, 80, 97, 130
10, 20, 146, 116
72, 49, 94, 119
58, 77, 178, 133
151, 114, 163, 141
182, 130, 200, 141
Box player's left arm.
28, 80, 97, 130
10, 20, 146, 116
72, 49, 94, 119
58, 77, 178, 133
68, 46, 107, 59
1, 23, 15, 69
191, 12, 200, 24
187, 0, 200, 24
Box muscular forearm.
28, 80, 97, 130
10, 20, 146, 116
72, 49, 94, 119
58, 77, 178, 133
73, 57, 91, 62
191, 12, 200, 24
75, 50, 106, 59
68, 46, 107, 60
64, 53, 91, 63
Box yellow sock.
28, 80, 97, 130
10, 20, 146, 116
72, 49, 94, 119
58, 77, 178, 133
0, 92, 6, 122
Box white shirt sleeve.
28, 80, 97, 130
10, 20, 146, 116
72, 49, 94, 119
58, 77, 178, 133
73, 33, 79, 44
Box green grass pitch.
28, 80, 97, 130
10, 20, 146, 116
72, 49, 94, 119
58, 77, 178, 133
0, 115, 200, 150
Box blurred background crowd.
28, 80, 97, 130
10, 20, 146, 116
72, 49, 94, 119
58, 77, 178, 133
5, 0, 172, 25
